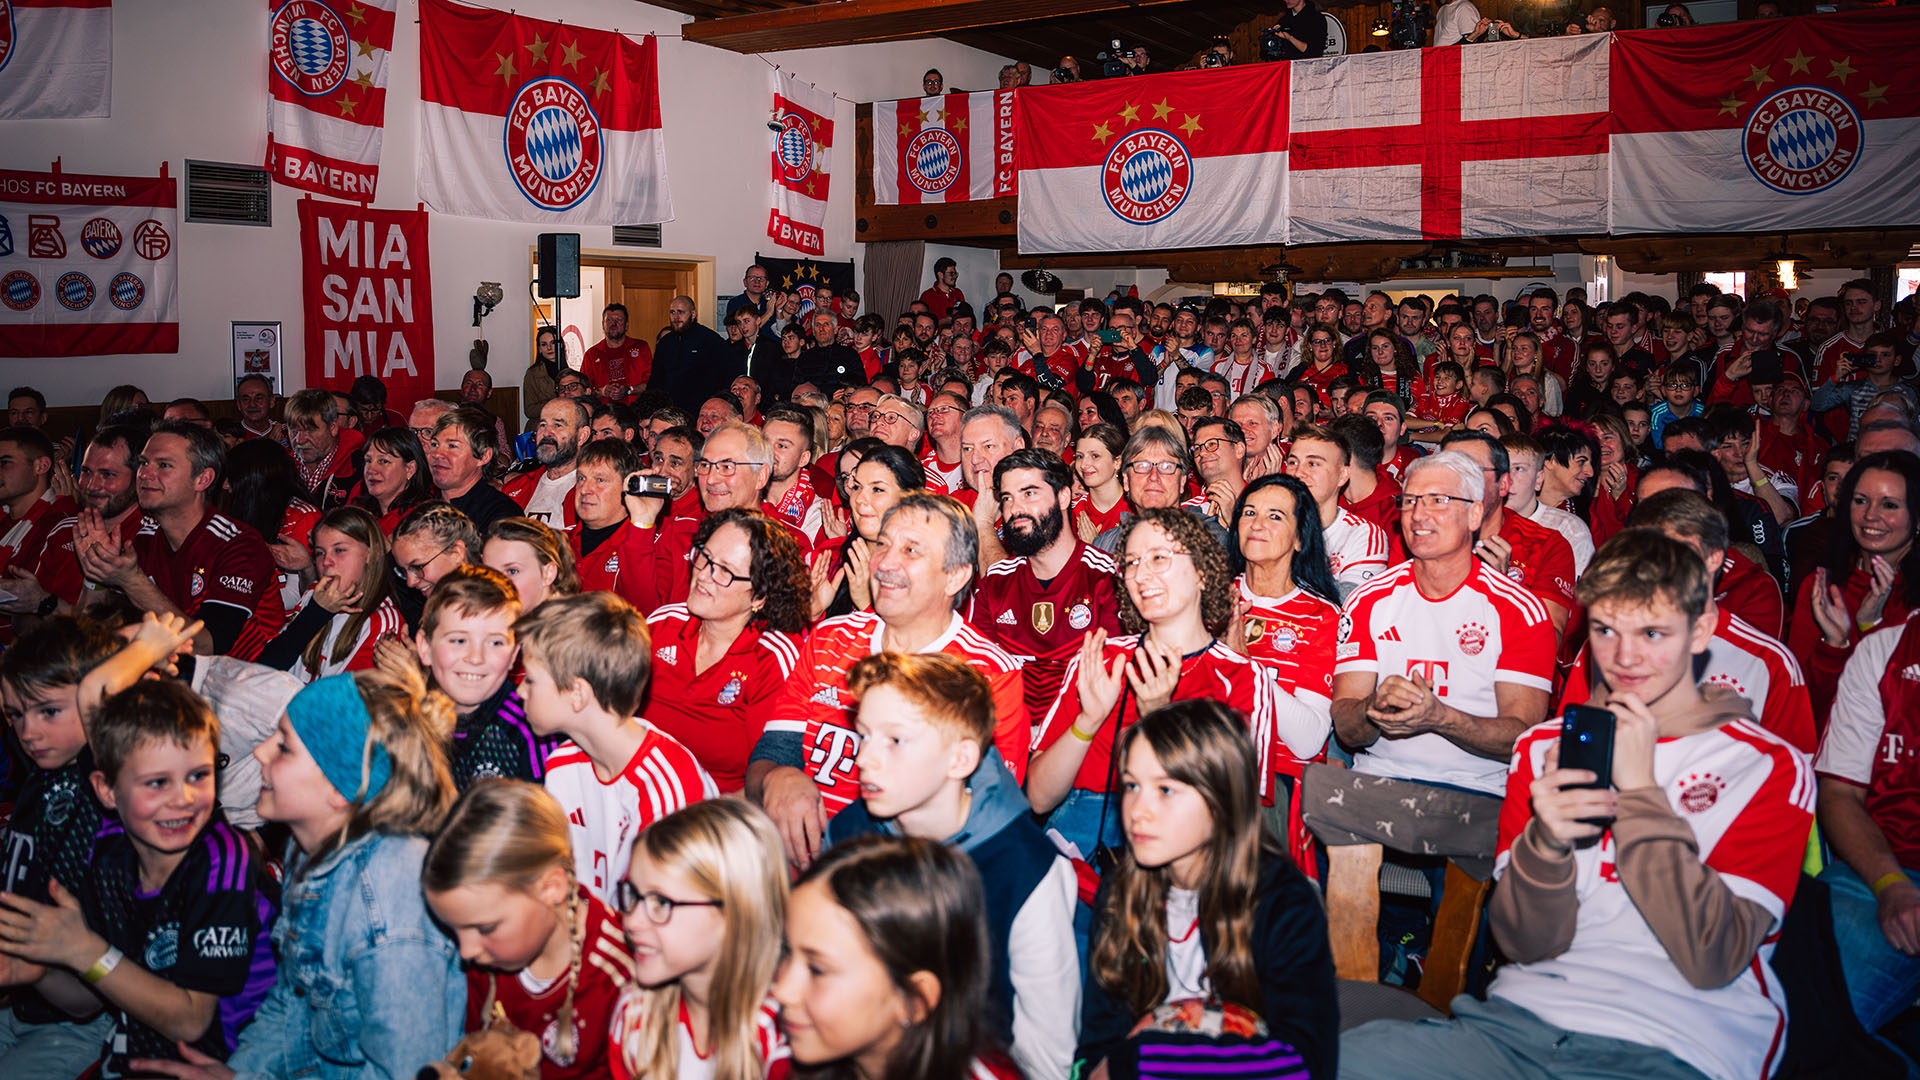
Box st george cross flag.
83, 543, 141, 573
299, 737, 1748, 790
767, 70, 835, 256
265, 0, 396, 201
418, 0, 671, 225
0, 0, 111, 118
1610, 10, 1920, 234
0, 165, 178, 356
1016, 65, 1289, 254
1289, 35, 1608, 242
873, 90, 1015, 205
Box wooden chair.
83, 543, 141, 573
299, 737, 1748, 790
1322, 843, 1494, 1027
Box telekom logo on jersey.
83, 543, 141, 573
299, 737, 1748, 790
1406, 660, 1450, 698
810, 723, 861, 783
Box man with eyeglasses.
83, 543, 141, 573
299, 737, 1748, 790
869, 395, 925, 455
920, 391, 969, 493
843, 385, 881, 441
751, 492, 1024, 869
408, 396, 454, 456
959, 404, 1027, 569
1190, 416, 1248, 526
1317, 451, 1556, 879
725, 264, 772, 322
1285, 423, 1389, 601
621, 421, 811, 616
1438, 430, 1575, 638
1091, 426, 1228, 555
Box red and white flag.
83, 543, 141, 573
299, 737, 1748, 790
418, 0, 671, 225
1015, 65, 1289, 254
265, 0, 395, 201
0, 165, 177, 356
768, 69, 834, 255
0, 0, 111, 118
873, 90, 1015, 205
1610, 11, 1920, 234
1289, 35, 1609, 242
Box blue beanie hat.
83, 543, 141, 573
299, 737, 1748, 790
286, 674, 393, 804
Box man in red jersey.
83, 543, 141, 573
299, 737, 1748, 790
0, 426, 76, 634
1440, 431, 1576, 638
974, 449, 1122, 724
75, 420, 283, 660
16, 423, 146, 616
578, 303, 652, 401
1810, 278, 1881, 389
749, 492, 1024, 866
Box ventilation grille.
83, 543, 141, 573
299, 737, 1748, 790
612, 224, 662, 247
185, 160, 271, 226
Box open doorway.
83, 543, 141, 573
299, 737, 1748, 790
528, 250, 715, 373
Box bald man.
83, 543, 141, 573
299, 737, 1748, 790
650, 293, 739, 415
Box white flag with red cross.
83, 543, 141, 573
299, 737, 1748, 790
1288, 35, 1610, 243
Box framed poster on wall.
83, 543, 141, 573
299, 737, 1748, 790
232, 322, 283, 393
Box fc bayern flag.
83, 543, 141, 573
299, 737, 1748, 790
0, 0, 111, 119
1015, 64, 1289, 254
1289, 35, 1609, 242
768, 69, 835, 256
1610, 10, 1920, 234
0, 166, 178, 357
418, 0, 672, 225
265, 0, 396, 201
873, 90, 1015, 205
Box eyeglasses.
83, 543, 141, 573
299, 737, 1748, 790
1193, 437, 1243, 456
614, 881, 723, 925
1121, 548, 1190, 577
927, 405, 964, 420
847, 402, 878, 414
1394, 493, 1474, 512
694, 459, 765, 477
1126, 460, 1184, 476
692, 547, 748, 588
396, 540, 455, 583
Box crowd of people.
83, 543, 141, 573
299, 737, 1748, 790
0, 259, 1915, 1080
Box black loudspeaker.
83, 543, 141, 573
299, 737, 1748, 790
537, 233, 581, 298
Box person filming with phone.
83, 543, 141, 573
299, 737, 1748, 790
1341, 529, 1816, 1080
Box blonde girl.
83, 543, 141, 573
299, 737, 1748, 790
610, 799, 791, 1080
424, 779, 627, 1079
1078, 699, 1337, 1080
484, 516, 582, 611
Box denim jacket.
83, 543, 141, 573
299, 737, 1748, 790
228, 832, 464, 1080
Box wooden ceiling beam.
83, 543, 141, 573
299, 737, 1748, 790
682, 0, 1199, 53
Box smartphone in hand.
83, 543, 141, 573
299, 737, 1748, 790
1558, 703, 1617, 834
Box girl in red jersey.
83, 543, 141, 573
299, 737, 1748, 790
610, 800, 792, 1080
1795, 451, 1919, 720
1587, 412, 1639, 547
1072, 423, 1130, 543
425, 780, 630, 1080
774, 835, 1020, 1080
1226, 475, 1342, 879
352, 427, 434, 537
254, 506, 405, 681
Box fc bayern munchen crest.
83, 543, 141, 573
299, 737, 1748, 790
905, 128, 962, 195
0, 0, 15, 77
1, 270, 37, 312
81, 217, 122, 259
505, 77, 604, 212
1102, 128, 1192, 226
55, 271, 94, 311
1743, 84, 1861, 196
110, 272, 145, 311
270, 0, 353, 98
776, 113, 815, 184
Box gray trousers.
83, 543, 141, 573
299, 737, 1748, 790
1340, 995, 1711, 1080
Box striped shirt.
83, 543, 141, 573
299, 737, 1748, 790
545, 728, 717, 907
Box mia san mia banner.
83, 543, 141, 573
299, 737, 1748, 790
417, 0, 672, 225
299, 199, 434, 411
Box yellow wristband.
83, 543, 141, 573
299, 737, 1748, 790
1871, 872, 1910, 898
82, 945, 123, 985
1068, 722, 1098, 743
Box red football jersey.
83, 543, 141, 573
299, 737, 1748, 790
580, 338, 654, 391
1070, 494, 1130, 540
34, 510, 144, 606
464, 888, 632, 1080
918, 446, 965, 495
1411, 389, 1469, 426
133, 509, 285, 661
1381, 444, 1422, 485
645, 605, 800, 793
765, 612, 1026, 816
1493, 510, 1577, 614
971, 543, 1123, 726
1717, 549, 1783, 640
1811, 330, 1868, 389
1294, 360, 1347, 402
1817, 614, 1920, 867
0, 489, 74, 579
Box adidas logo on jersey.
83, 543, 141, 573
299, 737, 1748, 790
655, 646, 679, 666
1377, 626, 1402, 642
1904, 663, 1920, 682
810, 687, 843, 707
996, 609, 1018, 626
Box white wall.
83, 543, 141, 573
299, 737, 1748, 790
0, 0, 1013, 407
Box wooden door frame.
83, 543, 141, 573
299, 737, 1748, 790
526, 248, 717, 358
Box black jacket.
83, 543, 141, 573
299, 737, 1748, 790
653, 322, 741, 415
1078, 851, 1338, 1080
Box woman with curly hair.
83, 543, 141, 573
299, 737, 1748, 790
1026, 508, 1279, 865
1349, 329, 1421, 402
644, 507, 811, 792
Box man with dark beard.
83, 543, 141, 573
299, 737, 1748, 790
650, 294, 739, 415
502, 397, 589, 529
972, 448, 1123, 724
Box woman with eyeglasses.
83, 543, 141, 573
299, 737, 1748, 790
647, 508, 812, 792
1027, 508, 1276, 864
351, 426, 435, 536
1226, 475, 1343, 880
810, 444, 926, 621
1293, 322, 1347, 405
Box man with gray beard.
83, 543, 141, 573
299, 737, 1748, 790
502, 397, 590, 528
